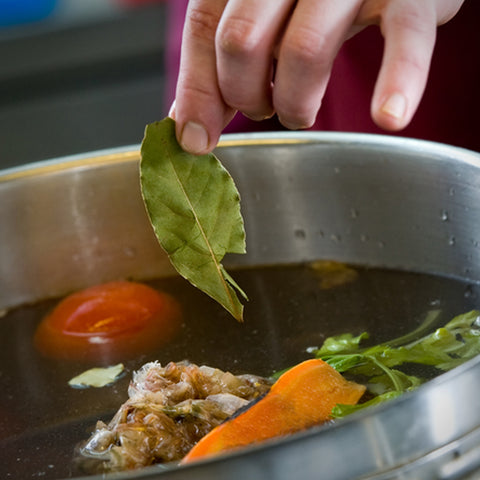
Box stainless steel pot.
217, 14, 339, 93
1, 132, 480, 480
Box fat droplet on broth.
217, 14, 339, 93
123, 246, 136, 258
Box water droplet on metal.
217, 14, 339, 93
448, 236, 456, 246
448, 187, 455, 196
360, 234, 369, 242
294, 229, 306, 239
330, 234, 341, 243
440, 210, 449, 222
377, 241, 385, 248
464, 285, 475, 299
350, 208, 359, 219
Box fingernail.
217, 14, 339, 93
180, 121, 209, 154
279, 117, 312, 131
243, 109, 275, 122
381, 92, 407, 120
168, 100, 176, 119
244, 113, 272, 122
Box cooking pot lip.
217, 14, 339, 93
1, 131, 479, 182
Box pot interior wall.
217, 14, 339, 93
1, 133, 480, 310
1, 133, 480, 480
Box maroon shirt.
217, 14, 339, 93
165, 0, 480, 152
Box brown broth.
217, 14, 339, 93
0, 263, 478, 479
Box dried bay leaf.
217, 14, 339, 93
68, 364, 125, 389
140, 118, 247, 321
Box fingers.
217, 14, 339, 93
174, 0, 236, 155
436, 0, 464, 25
367, 1, 437, 130
175, 0, 465, 153
273, 0, 362, 129
215, 0, 295, 121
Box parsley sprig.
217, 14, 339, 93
311, 310, 480, 417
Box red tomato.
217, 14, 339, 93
34, 281, 182, 362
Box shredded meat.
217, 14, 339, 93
76, 361, 272, 473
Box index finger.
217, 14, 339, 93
175, 0, 236, 154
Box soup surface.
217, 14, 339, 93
0, 263, 479, 479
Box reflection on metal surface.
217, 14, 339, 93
428, 392, 457, 445
0, 147, 140, 182
440, 440, 480, 480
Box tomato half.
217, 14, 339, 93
34, 281, 182, 362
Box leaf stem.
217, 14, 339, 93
366, 355, 403, 392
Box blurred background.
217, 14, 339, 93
0, 0, 168, 169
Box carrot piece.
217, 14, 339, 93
182, 358, 366, 463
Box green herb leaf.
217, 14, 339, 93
331, 391, 403, 419
317, 332, 369, 356
310, 309, 480, 416
140, 118, 247, 321
322, 353, 366, 373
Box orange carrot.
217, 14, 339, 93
182, 358, 366, 463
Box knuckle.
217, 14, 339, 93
180, 82, 218, 106
185, 5, 221, 43
282, 27, 331, 68
383, 4, 432, 37
216, 15, 262, 58
395, 51, 427, 75
380, 4, 435, 75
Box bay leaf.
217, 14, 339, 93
68, 364, 125, 389
140, 118, 247, 321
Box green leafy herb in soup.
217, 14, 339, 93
313, 309, 480, 417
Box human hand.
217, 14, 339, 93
171, 0, 464, 154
